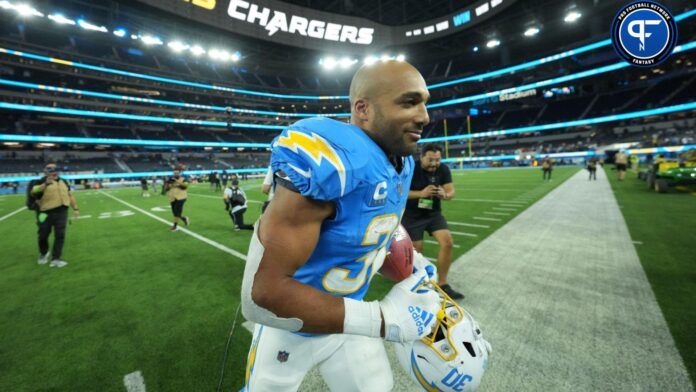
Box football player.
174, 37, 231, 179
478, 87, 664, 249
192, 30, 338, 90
241, 61, 440, 391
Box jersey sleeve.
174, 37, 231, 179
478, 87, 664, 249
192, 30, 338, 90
270, 125, 349, 202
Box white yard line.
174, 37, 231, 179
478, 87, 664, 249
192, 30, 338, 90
424, 239, 461, 248
426, 256, 437, 262
453, 198, 526, 203
99, 191, 246, 261
484, 211, 511, 216
492, 207, 517, 211
632, 241, 643, 245
500, 203, 525, 207
0, 206, 27, 222
123, 370, 146, 392
448, 221, 490, 228
451, 231, 478, 237
474, 216, 501, 222
188, 193, 262, 204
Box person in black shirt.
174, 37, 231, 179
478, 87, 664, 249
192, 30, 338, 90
402, 144, 463, 300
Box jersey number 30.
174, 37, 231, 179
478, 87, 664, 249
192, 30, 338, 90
322, 214, 399, 293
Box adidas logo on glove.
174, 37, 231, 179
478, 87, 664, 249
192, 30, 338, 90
408, 305, 434, 336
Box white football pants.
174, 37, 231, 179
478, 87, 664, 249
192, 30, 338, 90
243, 323, 393, 391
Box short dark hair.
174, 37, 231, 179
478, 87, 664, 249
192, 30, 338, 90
421, 143, 443, 155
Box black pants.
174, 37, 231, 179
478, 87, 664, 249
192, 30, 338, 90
543, 168, 552, 180
588, 168, 597, 180
37, 206, 68, 259
229, 207, 253, 230
171, 199, 186, 218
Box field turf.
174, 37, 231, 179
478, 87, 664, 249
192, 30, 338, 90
16, 165, 696, 391
606, 169, 696, 383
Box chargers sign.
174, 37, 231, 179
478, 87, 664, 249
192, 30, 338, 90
228, 0, 374, 44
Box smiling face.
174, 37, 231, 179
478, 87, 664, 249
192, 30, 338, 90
350, 61, 430, 157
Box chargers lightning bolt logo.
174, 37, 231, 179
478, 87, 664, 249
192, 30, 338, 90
275, 130, 347, 195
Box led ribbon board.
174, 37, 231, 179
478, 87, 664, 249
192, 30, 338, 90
0, 167, 268, 183
1, 102, 694, 148
441, 144, 696, 164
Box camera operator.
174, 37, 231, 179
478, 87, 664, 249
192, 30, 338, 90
223, 178, 253, 231
402, 144, 463, 300
28, 163, 79, 268
164, 168, 190, 232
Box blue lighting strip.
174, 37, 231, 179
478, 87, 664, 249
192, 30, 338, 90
0, 79, 350, 118
441, 144, 696, 164
0, 47, 345, 100
429, 41, 696, 107
0, 9, 692, 101
420, 102, 696, 143
5, 40, 694, 116
0, 134, 271, 148
0, 102, 287, 130
0, 167, 268, 183
428, 9, 696, 89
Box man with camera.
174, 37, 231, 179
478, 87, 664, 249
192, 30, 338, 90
28, 163, 79, 268
164, 168, 190, 232
223, 177, 253, 231
402, 144, 463, 299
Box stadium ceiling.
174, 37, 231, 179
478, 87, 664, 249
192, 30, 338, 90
26, 0, 696, 80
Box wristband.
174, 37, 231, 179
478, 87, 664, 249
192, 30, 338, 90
343, 297, 381, 338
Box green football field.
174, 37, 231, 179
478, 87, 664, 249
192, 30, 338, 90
0, 165, 693, 390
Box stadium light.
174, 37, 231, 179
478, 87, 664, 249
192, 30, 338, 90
396, 54, 406, 62
113, 28, 127, 37
0, 1, 12, 10
486, 39, 501, 48
524, 27, 540, 37
167, 40, 189, 52
231, 52, 241, 62
380, 54, 390, 62
363, 56, 378, 65
13, 3, 43, 17
564, 11, 582, 23
339, 57, 356, 69
48, 13, 75, 25
140, 34, 163, 45
320, 56, 337, 70
77, 19, 107, 33
190, 45, 205, 56
209, 48, 232, 61
473, 46, 479, 52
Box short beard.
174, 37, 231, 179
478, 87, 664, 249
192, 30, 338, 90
373, 107, 414, 157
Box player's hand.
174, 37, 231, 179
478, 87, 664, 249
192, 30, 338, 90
413, 250, 438, 280
72, 209, 80, 219
379, 269, 440, 343
420, 185, 437, 198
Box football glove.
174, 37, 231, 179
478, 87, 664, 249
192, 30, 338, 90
413, 249, 438, 281
380, 268, 440, 343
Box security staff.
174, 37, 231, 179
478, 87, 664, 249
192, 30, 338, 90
165, 168, 190, 231
31, 163, 79, 268
402, 144, 463, 300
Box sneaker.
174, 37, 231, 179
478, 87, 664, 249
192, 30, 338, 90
234, 225, 241, 232
49, 259, 68, 268
440, 283, 464, 300
38, 253, 50, 265
183, 216, 190, 226
170, 225, 178, 232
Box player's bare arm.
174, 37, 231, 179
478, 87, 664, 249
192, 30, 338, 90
251, 184, 345, 334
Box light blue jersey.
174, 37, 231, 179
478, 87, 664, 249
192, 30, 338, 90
271, 117, 413, 300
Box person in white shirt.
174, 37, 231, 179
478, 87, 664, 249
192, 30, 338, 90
223, 178, 253, 231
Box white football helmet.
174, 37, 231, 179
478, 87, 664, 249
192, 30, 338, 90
395, 282, 491, 391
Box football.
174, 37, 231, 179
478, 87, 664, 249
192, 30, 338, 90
380, 225, 415, 282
